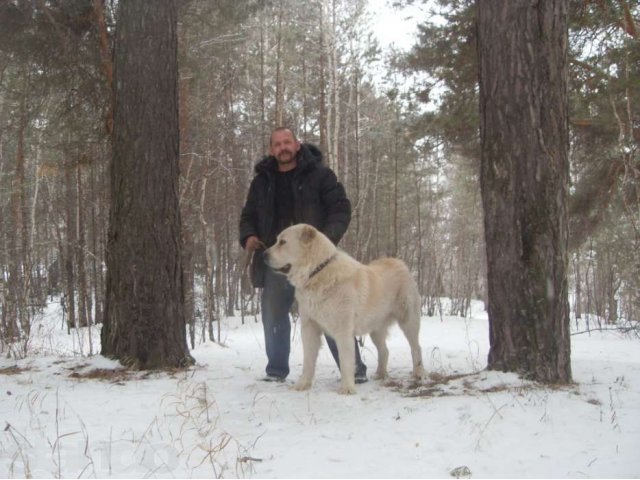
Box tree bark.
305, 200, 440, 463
477, 0, 572, 383
318, 2, 328, 157
90, 155, 104, 326
274, 0, 285, 126
92, 0, 114, 135
102, 0, 192, 369
76, 160, 89, 330
64, 153, 77, 332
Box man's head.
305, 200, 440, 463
269, 127, 300, 172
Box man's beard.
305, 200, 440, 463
277, 150, 295, 163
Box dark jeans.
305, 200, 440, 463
261, 267, 367, 379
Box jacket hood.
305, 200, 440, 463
254, 143, 323, 175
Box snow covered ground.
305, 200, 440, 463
1, 299, 639, 478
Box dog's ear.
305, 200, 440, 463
300, 225, 316, 244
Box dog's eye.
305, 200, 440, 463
278, 239, 286, 246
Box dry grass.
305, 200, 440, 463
0, 365, 30, 376
385, 371, 536, 398
388, 369, 585, 405
68, 368, 132, 383
389, 372, 477, 398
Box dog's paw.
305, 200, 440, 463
412, 366, 427, 379
338, 384, 357, 395
292, 379, 312, 391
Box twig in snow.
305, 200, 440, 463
5, 422, 33, 478
474, 395, 507, 451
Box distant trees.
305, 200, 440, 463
567, 0, 640, 325
176, 0, 439, 324
477, 0, 572, 383
0, 0, 111, 355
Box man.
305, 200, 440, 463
239, 127, 367, 383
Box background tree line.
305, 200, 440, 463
0, 0, 637, 357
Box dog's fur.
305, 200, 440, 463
264, 224, 426, 394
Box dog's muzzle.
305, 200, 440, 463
264, 251, 291, 275
273, 264, 291, 275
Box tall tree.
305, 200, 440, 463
477, 0, 572, 383
101, 0, 193, 368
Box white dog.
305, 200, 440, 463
264, 224, 426, 394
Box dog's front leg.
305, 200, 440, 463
293, 318, 322, 391
336, 336, 357, 394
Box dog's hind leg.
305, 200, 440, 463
369, 328, 389, 380
398, 315, 426, 379
293, 318, 322, 391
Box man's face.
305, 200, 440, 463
270, 130, 300, 170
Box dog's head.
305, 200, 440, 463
264, 224, 335, 285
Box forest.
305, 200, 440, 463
0, 0, 638, 358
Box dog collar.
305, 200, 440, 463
308, 253, 337, 280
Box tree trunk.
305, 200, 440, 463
64, 154, 77, 332
352, 68, 360, 254
76, 160, 89, 330
318, 3, 328, 157
573, 250, 582, 322
274, 0, 285, 126
92, 0, 114, 135
90, 155, 104, 326
477, 0, 572, 383
412, 158, 423, 299
329, 0, 339, 173
392, 122, 399, 257
302, 50, 308, 140
182, 227, 195, 349
259, 12, 267, 150
102, 0, 192, 369
6, 96, 29, 341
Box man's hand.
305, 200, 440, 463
245, 235, 265, 252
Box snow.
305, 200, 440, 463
1, 300, 639, 478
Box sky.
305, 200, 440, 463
369, 0, 424, 51
1, 298, 638, 478
366, 0, 441, 111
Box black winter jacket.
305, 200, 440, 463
239, 143, 351, 287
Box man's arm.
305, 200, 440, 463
319, 168, 351, 245
239, 178, 260, 249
